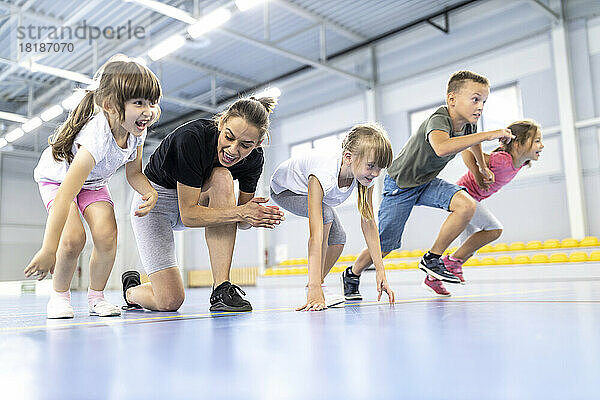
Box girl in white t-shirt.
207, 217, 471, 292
24, 55, 162, 319
270, 123, 395, 311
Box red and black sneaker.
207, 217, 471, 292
421, 276, 451, 297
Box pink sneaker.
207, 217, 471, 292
421, 276, 451, 297
443, 255, 465, 284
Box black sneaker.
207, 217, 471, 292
419, 256, 461, 284
210, 281, 252, 312
341, 267, 362, 300
121, 270, 143, 310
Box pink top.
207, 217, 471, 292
456, 151, 522, 202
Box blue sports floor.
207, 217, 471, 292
1, 263, 599, 400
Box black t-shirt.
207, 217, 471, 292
144, 119, 264, 193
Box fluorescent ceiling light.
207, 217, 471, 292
26, 61, 94, 85
22, 117, 43, 133
148, 35, 186, 61
61, 91, 87, 110
0, 111, 28, 123
187, 8, 231, 38
124, 0, 197, 24
235, 0, 265, 12
41, 105, 64, 122
5, 128, 24, 142
0, 138, 7, 148
255, 87, 281, 98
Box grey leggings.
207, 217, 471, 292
131, 182, 185, 275
270, 189, 346, 245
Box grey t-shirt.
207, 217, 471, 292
387, 106, 476, 188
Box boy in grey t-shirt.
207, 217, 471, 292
341, 71, 515, 299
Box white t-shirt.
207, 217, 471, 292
34, 112, 145, 190
270, 150, 374, 207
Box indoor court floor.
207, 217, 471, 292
1, 263, 599, 400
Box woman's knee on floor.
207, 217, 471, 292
156, 290, 185, 311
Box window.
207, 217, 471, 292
289, 131, 347, 157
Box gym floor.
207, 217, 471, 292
1, 263, 599, 400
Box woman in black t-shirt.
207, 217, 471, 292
122, 97, 284, 312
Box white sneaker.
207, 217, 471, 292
322, 285, 345, 308
47, 296, 74, 319
89, 299, 121, 317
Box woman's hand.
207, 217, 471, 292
296, 285, 326, 311
24, 248, 56, 280
134, 189, 158, 217
240, 197, 285, 228
376, 270, 395, 304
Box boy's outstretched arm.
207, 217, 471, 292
429, 128, 514, 158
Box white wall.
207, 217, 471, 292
263, 5, 600, 261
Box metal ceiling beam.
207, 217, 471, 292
165, 55, 257, 87
217, 27, 371, 85
427, 12, 449, 34
270, 0, 367, 43
162, 95, 218, 113
530, 0, 561, 21
0, 2, 63, 25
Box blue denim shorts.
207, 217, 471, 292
378, 174, 464, 253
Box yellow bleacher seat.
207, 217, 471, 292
531, 253, 549, 264
513, 255, 531, 264
398, 250, 412, 258
526, 241, 543, 250
480, 256, 496, 266
387, 250, 401, 258
463, 257, 480, 266
543, 239, 560, 249
509, 242, 525, 251
590, 251, 600, 262
443, 246, 458, 255
568, 252, 588, 262
410, 249, 425, 257
561, 238, 579, 248
478, 244, 494, 253
580, 236, 599, 247
496, 255, 513, 265
493, 243, 509, 252
549, 253, 569, 263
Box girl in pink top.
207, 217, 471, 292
425, 120, 544, 296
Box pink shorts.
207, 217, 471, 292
38, 182, 114, 214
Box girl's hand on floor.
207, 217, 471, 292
376, 271, 395, 304
24, 249, 56, 281
297, 286, 326, 311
